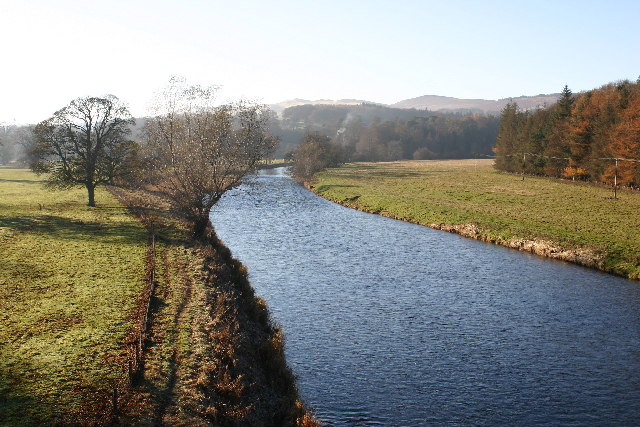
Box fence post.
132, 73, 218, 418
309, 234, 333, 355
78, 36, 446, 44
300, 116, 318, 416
112, 388, 118, 416
614, 158, 618, 199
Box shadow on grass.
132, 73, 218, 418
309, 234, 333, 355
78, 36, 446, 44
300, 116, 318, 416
0, 214, 146, 245
336, 168, 425, 179
369, 170, 424, 178
314, 184, 357, 193
0, 362, 52, 424
0, 178, 48, 185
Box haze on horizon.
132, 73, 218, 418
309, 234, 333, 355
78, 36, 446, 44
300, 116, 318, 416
2, 0, 639, 124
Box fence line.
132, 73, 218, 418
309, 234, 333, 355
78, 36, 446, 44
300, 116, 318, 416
494, 152, 640, 163
104, 224, 158, 423
479, 152, 640, 197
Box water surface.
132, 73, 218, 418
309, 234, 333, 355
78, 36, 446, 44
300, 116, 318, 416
212, 168, 640, 426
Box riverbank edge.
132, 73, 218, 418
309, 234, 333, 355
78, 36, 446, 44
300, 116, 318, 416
109, 187, 319, 425
304, 182, 637, 281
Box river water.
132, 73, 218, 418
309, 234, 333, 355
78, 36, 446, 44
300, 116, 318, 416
211, 168, 640, 426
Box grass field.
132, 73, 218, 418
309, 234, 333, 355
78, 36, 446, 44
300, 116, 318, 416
0, 168, 316, 425
313, 160, 640, 279
0, 168, 148, 424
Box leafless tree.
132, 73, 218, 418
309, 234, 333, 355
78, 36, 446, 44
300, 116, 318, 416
144, 77, 279, 238
290, 131, 347, 180
31, 95, 136, 206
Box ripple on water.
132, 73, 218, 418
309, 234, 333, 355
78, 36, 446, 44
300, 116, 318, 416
212, 168, 640, 426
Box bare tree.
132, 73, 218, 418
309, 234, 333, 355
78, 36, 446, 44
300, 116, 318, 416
290, 131, 347, 180
10, 125, 36, 165
144, 77, 279, 238
31, 96, 136, 206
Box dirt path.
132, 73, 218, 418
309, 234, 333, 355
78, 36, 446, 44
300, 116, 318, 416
150, 250, 194, 424
109, 187, 318, 426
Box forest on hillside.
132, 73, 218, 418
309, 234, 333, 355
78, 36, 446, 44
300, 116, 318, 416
494, 80, 640, 187
273, 103, 499, 160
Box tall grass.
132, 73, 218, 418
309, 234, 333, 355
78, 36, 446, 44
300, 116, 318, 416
313, 160, 640, 279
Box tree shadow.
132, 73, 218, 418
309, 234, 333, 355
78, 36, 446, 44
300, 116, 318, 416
0, 214, 146, 246
0, 178, 48, 185
314, 184, 357, 193
0, 360, 52, 424
337, 166, 426, 179
369, 170, 424, 178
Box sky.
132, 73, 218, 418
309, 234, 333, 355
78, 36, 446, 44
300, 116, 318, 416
1, 0, 639, 124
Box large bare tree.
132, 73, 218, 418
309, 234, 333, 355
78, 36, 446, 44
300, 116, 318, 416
31, 95, 136, 206
144, 77, 279, 238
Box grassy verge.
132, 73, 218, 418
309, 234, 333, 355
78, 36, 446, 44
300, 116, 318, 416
312, 160, 640, 279
1, 168, 317, 425
0, 168, 148, 424
110, 188, 318, 425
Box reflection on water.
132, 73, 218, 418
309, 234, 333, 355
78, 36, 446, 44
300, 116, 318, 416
212, 168, 640, 426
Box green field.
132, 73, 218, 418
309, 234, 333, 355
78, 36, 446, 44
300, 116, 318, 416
0, 168, 148, 424
313, 160, 640, 279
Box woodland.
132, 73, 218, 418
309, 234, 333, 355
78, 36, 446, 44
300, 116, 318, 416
273, 104, 499, 160
494, 80, 640, 187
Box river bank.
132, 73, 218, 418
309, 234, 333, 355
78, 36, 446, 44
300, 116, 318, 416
109, 187, 318, 425
0, 167, 316, 425
213, 166, 640, 425
307, 160, 640, 280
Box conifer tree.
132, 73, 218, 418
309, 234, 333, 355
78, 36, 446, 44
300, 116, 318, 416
494, 102, 520, 172
557, 85, 574, 119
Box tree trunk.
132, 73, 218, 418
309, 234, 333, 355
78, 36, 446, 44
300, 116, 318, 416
192, 215, 211, 240
87, 183, 96, 207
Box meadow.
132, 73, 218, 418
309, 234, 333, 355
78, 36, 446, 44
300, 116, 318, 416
0, 167, 316, 425
313, 160, 640, 279
0, 167, 148, 424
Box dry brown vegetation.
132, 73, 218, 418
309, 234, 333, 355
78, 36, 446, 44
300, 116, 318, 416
110, 187, 318, 426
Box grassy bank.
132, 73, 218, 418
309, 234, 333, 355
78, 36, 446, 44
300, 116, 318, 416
111, 188, 317, 425
312, 160, 640, 279
0, 167, 148, 424
0, 167, 316, 425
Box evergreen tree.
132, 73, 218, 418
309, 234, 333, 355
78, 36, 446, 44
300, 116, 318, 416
557, 85, 574, 119
494, 102, 520, 171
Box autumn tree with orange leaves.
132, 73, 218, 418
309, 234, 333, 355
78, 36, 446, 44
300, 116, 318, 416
494, 79, 640, 187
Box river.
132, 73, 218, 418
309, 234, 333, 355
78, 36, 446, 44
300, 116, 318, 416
211, 168, 640, 426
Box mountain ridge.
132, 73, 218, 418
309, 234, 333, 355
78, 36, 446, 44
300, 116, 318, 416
391, 93, 560, 113
270, 93, 560, 114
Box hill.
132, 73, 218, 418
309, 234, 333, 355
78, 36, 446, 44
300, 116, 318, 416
270, 93, 560, 116
391, 94, 560, 113
269, 98, 380, 114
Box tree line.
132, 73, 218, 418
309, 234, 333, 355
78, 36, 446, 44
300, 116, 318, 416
28, 76, 278, 239
333, 114, 499, 161
494, 80, 640, 187
281, 103, 499, 168
0, 124, 36, 165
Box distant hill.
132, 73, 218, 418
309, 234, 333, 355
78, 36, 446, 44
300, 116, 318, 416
391, 94, 560, 113
270, 98, 381, 114
271, 93, 560, 115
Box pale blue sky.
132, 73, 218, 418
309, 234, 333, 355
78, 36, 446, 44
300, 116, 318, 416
1, 0, 639, 123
